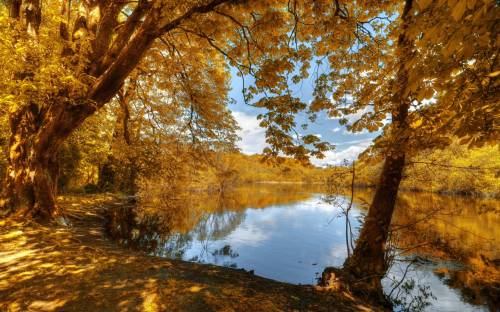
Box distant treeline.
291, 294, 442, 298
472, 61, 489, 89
354, 143, 500, 198
1, 123, 497, 197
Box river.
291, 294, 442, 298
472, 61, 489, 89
106, 184, 500, 311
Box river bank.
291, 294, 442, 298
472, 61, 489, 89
0, 194, 381, 312
346, 183, 500, 199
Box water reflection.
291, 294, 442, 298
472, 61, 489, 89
105, 184, 500, 311
389, 192, 500, 311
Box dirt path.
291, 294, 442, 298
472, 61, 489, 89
0, 194, 380, 312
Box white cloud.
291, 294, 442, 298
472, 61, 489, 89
227, 224, 269, 247
232, 109, 374, 165
336, 138, 373, 146
232, 111, 268, 154
345, 107, 370, 123
312, 140, 372, 167
293, 133, 302, 140
343, 129, 368, 136
329, 244, 348, 260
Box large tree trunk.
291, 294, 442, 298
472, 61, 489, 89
320, 149, 407, 307
320, 125, 409, 307
0, 106, 62, 220
1, 149, 61, 221
1, 0, 68, 221
344, 0, 414, 286
341, 152, 406, 296
0, 99, 95, 221
321, 0, 414, 306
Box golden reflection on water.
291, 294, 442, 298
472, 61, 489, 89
352, 188, 500, 310
124, 183, 500, 263
135, 183, 319, 234
107, 184, 500, 309
350, 188, 500, 258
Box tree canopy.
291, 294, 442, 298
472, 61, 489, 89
0, 1, 498, 306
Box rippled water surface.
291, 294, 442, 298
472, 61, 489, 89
107, 184, 500, 311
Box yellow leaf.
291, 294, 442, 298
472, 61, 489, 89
487, 71, 500, 77
418, 0, 433, 10
424, 87, 434, 99
189, 286, 203, 292
411, 118, 423, 128
451, 0, 467, 21
462, 45, 474, 58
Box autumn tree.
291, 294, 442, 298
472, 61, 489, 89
0, 0, 330, 221
313, 0, 499, 303
0, 0, 244, 220
1, 1, 496, 305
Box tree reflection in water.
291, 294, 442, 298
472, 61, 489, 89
351, 189, 500, 310
105, 196, 246, 264
105, 184, 500, 311
105, 184, 316, 267
389, 192, 500, 310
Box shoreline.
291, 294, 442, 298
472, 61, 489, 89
0, 194, 382, 312
63, 181, 499, 200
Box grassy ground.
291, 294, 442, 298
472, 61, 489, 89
0, 194, 381, 312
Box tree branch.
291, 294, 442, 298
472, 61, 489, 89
89, 2, 124, 73
96, 0, 151, 76
89, 0, 239, 106
158, 0, 237, 33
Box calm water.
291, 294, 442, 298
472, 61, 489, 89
106, 184, 500, 311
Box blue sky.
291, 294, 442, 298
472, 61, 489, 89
228, 68, 378, 167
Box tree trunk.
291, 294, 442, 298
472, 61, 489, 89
343, 0, 414, 289
321, 0, 414, 306
0, 116, 63, 220
1, 153, 62, 221
320, 152, 406, 307
2, 0, 69, 221
0, 99, 95, 221
341, 152, 406, 296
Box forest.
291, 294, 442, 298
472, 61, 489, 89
0, 0, 498, 311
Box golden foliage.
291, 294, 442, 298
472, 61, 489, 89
356, 141, 500, 196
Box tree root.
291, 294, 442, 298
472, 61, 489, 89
318, 266, 392, 310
